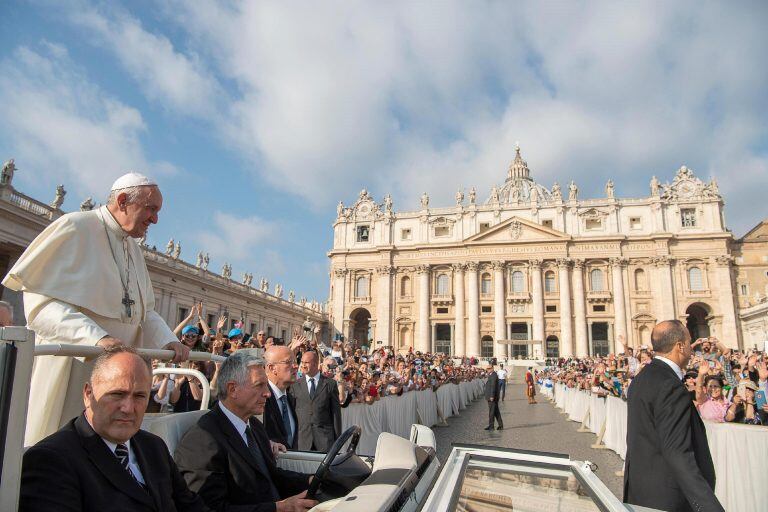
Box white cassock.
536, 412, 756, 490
2, 205, 176, 445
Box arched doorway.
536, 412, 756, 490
546, 335, 560, 359
350, 308, 371, 345
399, 325, 412, 350
480, 335, 494, 358
685, 303, 711, 340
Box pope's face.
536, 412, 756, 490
119, 186, 162, 238
84, 353, 150, 444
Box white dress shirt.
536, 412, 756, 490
655, 356, 684, 381
101, 438, 146, 485
219, 401, 249, 446
305, 372, 321, 390
268, 381, 296, 437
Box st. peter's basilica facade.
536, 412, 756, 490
328, 146, 746, 358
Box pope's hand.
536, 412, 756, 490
97, 336, 125, 349
163, 341, 190, 363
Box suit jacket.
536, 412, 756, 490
289, 374, 342, 451
623, 358, 723, 512
20, 414, 208, 512
174, 404, 308, 512
484, 372, 500, 401
263, 389, 299, 450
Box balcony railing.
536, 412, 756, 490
587, 290, 612, 303
431, 294, 454, 305
506, 292, 531, 303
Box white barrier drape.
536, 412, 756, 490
342, 380, 485, 455
548, 383, 768, 512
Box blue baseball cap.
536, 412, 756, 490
228, 328, 243, 339
181, 326, 199, 335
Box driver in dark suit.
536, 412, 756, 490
174, 349, 316, 512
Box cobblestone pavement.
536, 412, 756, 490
433, 383, 624, 497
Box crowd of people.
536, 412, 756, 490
539, 336, 768, 425
150, 301, 489, 415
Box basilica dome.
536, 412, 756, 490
486, 145, 553, 204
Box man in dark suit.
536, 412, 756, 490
290, 350, 341, 451
264, 345, 299, 450
624, 320, 724, 512
175, 349, 316, 512
19, 345, 208, 512
484, 364, 503, 431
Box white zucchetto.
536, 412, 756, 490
110, 172, 157, 191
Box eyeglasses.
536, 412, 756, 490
271, 360, 295, 366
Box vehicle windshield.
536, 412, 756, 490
452, 456, 600, 512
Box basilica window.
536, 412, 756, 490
511, 271, 525, 293
544, 271, 556, 293
585, 218, 603, 230
634, 268, 647, 291
436, 274, 450, 295
479, 222, 490, 232
590, 269, 604, 292
401, 228, 412, 240
542, 219, 553, 229
688, 267, 704, 291
355, 276, 369, 298
681, 208, 697, 228
630, 217, 642, 230
480, 273, 492, 295
356, 225, 370, 242
434, 225, 450, 237
400, 275, 411, 297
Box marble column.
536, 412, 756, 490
572, 259, 589, 357
332, 269, 347, 339
530, 259, 545, 344
466, 261, 480, 356
557, 258, 574, 357
653, 256, 676, 321
610, 258, 628, 353
714, 256, 740, 348
452, 263, 466, 357
375, 265, 393, 346
492, 261, 506, 359
416, 265, 431, 353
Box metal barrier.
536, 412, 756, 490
151, 367, 212, 410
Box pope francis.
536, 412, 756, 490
2, 172, 190, 445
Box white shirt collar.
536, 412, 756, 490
305, 372, 320, 383
268, 380, 286, 400
219, 402, 248, 444
655, 356, 684, 381
101, 437, 131, 455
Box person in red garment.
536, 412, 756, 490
525, 367, 537, 404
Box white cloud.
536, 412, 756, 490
69, 5, 221, 119
57, 1, 768, 233
0, 42, 174, 199
195, 210, 282, 274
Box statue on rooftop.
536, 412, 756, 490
165, 238, 174, 256
650, 175, 660, 197
1, 159, 16, 187
80, 197, 95, 211
551, 182, 562, 202
568, 181, 578, 201
202, 253, 209, 270
196, 251, 204, 268
605, 179, 615, 199
455, 188, 464, 206
420, 192, 429, 208
384, 194, 393, 213
469, 187, 476, 205
50, 185, 66, 210
172, 242, 181, 259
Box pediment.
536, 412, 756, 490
464, 217, 570, 244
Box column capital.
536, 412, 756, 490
609, 257, 629, 267
556, 258, 573, 268
415, 264, 431, 274
651, 255, 674, 267
491, 260, 507, 271
375, 265, 394, 275
332, 268, 348, 278
451, 262, 466, 273
572, 258, 586, 269
465, 261, 479, 272
528, 258, 543, 269
714, 255, 734, 267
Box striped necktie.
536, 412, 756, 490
115, 443, 146, 490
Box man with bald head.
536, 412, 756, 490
291, 350, 342, 451
264, 345, 299, 449
20, 346, 209, 511
624, 320, 723, 512
3, 172, 189, 444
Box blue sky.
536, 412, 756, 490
1, 1, 767, 302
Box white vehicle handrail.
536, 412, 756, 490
152, 367, 211, 410
34, 344, 226, 363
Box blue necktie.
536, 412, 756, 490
309, 377, 316, 398
279, 395, 293, 445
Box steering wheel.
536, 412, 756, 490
305, 425, 361, 500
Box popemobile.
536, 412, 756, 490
0, 325, 662, 512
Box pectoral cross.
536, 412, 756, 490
122, 291, 135, 318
